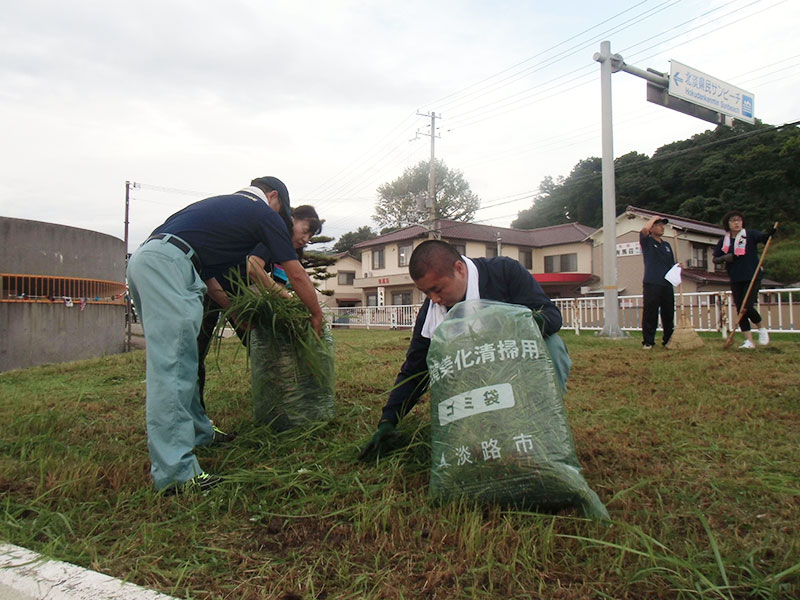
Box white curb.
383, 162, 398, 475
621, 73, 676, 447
0, 543, 179, 600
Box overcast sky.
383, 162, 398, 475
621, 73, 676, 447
1, 0, 797, 250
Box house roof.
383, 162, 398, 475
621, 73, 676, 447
329, 251, 359, 261
353, 219, 597, 249
681, 269, 731, 285
526, 222, 597, 246
625, 205, 725, 237
681, 268, 783, 288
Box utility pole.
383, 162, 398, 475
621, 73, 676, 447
124, 181, 132, 352
124, 181, 131, 260
415, 111, 441, 239
124, 181, 140, 352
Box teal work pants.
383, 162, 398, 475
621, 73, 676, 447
127, 236, 214, 490
545, 334, 572, 394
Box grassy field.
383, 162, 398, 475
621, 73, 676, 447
1, 329, 798, 599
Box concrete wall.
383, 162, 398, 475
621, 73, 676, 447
0, 303, 125, 372
0, 217, 126, 372
1, 217, 126, 280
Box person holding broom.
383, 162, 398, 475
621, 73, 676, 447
358, 240, 569, 461
713, 210, 774, 350
639, 216, 677, 349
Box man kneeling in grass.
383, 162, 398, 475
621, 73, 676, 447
359, 239, 570, 461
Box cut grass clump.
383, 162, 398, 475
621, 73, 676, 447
217, 273, 335, 430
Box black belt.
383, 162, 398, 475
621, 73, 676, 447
146, 234, 202, 273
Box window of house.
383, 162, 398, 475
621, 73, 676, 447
691, 244, 708, 269
485, 245, 498, 258
337, 271, 355, 285
452, 243, 466, 255
372, 247, 385, 270
544, 253, 578, 273
366, 293, 378, 306
398, 243, 412, 267
392, 291, 412, 305
519, 249, 532, 269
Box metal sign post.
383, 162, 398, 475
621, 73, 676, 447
592, 41, 755, 339
593, 41, 624, 338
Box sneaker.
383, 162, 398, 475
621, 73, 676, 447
758, 329, 770, 346
162, 472, 222, 496
212, 425, 237, 445
642, 344, 653, 349
738, 340, 755, 350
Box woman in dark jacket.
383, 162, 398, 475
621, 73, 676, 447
712, 210, 773, 349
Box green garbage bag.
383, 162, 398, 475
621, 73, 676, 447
427, 299, 608, 519
250, 323, 335, 431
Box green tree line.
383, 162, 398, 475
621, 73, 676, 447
512, 121, 800, 283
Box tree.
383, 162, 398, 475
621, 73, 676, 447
763, 238, 800, 284
373, 160, 480, 229
302, 234, 337, 295
508, 120, 800, 281
331, 226, 377, 255
512, 159, 601, 229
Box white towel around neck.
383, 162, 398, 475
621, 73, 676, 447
420, 256, 480, 339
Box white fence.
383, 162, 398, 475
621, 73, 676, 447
326, 304, 420, 329
323, 288, 800, 335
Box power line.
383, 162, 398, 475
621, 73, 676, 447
444, 0, 761, 132
303, 111, 419, 200
307, 0, 794, 237
135, 182, 210, 197
449, 118, 800, 231
308, 1, 683, 215
422, 0, 680, 115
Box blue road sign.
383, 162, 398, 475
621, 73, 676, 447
668, 60, 754, 124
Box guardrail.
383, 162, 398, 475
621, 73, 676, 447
0, 273, 127, 305
323, 288, 799, 334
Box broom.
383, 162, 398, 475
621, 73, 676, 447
666, 228, 704, 350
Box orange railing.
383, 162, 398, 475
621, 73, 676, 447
0, 273, 127, 305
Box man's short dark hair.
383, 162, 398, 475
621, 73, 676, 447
721, 210, 745, 231
409, 240, 464, 281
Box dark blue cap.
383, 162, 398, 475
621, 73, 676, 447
251, 176, 292, 235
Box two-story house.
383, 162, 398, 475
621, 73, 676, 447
314, 251, 363, 308
587, 206, 732, 295
351, 219, 597, 305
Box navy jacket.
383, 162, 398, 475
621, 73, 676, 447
379, 256, 562, 425
639, 232, 675, 287
152, 192, 295, 281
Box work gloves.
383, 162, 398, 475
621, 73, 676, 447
358, 421, 404, 462
713, 253, 734, 265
